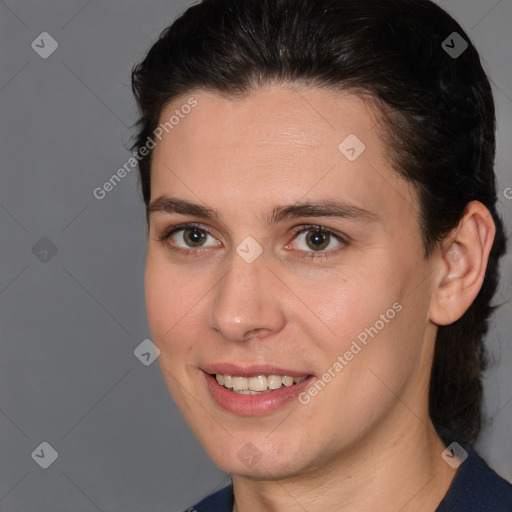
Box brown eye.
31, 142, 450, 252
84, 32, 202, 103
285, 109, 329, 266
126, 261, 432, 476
291, 227, 344, 254
182, 228, 207, 247
305, 230, 330, 251
158, 223, 221, 253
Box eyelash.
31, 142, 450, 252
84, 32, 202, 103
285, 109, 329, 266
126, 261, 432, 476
156, 222, 349, 260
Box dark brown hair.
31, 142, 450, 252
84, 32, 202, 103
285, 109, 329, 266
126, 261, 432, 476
130, 0, 507, 443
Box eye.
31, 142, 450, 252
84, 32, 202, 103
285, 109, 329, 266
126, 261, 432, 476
157, 222, 348, 259
177, 227, 212, 248
158, 223, 221, 253
287, 225, 347, 255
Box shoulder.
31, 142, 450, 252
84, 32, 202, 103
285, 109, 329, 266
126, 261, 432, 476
436, 426, 512, 511
183, 483, 234, 512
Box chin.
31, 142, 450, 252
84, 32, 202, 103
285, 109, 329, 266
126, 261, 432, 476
202, 435, 311, 480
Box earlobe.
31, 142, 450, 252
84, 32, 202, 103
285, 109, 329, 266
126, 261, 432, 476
430, 201, 496, 326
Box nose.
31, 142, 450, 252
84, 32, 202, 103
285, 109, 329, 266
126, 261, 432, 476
208, 249, 287, 343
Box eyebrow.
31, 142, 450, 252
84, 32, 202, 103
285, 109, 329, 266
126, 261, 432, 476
148, 195, 379, 225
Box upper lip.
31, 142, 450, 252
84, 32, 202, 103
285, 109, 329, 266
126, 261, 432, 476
202, 363, 312, 378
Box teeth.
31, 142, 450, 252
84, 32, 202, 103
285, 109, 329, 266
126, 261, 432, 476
214, 373, 308, 392
232, 376, 248, 391
282, 376, 294, 387
268, 374, 283, 389
248, 375, 268, 391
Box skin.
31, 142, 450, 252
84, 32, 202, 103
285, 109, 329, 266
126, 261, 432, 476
144, 85, 496, 512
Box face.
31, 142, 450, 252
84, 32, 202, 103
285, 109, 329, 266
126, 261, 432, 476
145, 86, 440, 479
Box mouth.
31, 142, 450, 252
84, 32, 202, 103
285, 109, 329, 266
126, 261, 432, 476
202, 365, 315, 415
213, 373, 308, 394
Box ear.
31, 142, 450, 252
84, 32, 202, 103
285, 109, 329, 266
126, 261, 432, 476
429, 201, 496, 326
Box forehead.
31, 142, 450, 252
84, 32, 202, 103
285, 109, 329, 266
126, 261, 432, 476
157, 86, 380, 154
150, 86, 417, 229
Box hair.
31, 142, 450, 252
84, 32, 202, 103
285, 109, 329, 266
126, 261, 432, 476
130, 0, 507, 443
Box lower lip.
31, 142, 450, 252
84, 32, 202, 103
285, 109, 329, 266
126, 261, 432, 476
204, 372, 315, 416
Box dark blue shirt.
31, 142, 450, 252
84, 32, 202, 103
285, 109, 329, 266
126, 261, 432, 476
185, 427, 512, 511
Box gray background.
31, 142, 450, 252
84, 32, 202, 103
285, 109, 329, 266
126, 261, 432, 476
0, 1, 510, 511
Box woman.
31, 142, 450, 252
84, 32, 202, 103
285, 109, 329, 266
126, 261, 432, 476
130, 0, 512, 510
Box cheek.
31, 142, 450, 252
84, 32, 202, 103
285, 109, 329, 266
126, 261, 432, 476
290, 263, 400, 349
292, 263, 418, 412
144, 262, 200, 402
144, 262, 172, 339
144, 258, 199, 349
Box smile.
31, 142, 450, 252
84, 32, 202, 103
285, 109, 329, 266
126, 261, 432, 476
215, 373, 308, 394
203, 367, 315, 415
